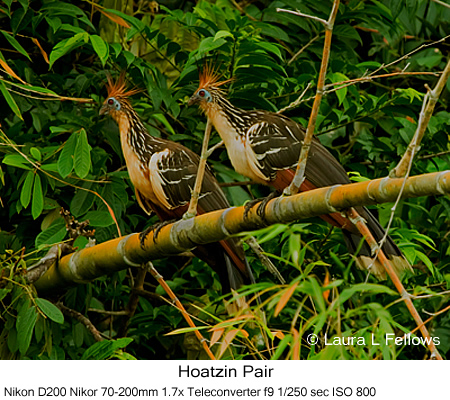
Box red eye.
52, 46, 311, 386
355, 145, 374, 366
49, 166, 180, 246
107, 98, 114, 105
198, 89, 205, 97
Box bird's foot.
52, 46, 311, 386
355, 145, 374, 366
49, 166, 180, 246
139, 219, 176, 248
243, 191, 280, 221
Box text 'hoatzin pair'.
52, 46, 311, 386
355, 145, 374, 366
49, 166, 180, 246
188, 66, 413, 280
99, 75, 254, 309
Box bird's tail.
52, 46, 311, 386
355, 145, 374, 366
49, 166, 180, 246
342, 206, 413, 280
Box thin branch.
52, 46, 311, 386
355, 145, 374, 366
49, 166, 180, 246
118, 266, 147, 337
287, 35, 320, 66
206, 140, 224, 158
391, 58, 450, 178
1, 77, 94, 103
283, 0, 340, 196
245, 236, 286, 284
277, 8, 328, 26
431, 0, 450, 10
346, 208, 442, 360
146, 262, 216, 360
370, 34, 450, 77
57, 302, 104, 342
88, 309, 129, 316
324, 71, 441, 92
277, 82, 312, 114
184, 119, 212, 218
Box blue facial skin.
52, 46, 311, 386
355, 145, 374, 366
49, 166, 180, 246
198, 89, 212, 102
100, 97, 121, 115
188, 88, 212, 106
108, 97, 121, 110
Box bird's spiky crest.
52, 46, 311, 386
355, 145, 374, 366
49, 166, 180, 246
106, 72, 141, 99
198, 63, 233, 90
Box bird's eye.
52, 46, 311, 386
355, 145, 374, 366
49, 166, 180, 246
107, 98, 114, 105
198, 89, 206, 97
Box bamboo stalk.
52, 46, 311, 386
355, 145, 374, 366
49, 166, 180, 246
347, 208, 442, 360
33, 170, 450, 293
185, 119, 212, 218
280, 0, 340, 196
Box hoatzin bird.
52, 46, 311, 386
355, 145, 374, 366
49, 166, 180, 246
99, 74, 253, 304
188, 68, 412, 280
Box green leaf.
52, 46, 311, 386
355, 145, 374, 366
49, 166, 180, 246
35, 298, 64, 324
20, 171, 34, 208
16, 305, 37, 354
213, 30, 233, 41
49, 32, 88, 69
0, 30, 31, 60
104, 9, 144, 31
74, 129, 91, 178
90, 34, 109, 66
3, 154, 30, 169
30, 147, 42, 161
32, 174, 44, 219
338, 284, 397, 306
256, 42, 283, 60
57, 132, 78, 178
0, 80, 23, 120
328, 72, 348, 106
13, 82, 58, 96
70, 183, 94, 216
197, 37, 227, 55
83, 211, 114, 227
82, 338, 133, 360
35, 221, 67, 247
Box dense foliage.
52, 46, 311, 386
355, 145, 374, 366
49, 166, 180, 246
0, 0, 449, 360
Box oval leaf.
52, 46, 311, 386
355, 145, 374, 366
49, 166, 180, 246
1, 30, 31, 60
31, 173, 44, 219
20, 171, 34, 209
57, 131, 78, 178
0, 80, 23, 120
49, 32, 87, 69
74, 129, 91, 178
83, 211, 114, 227
2, 154, 31, 170
90, 35, 109, 66
16, 305, 37, 355
35, 221, 67, 248
35, 298, 64, 324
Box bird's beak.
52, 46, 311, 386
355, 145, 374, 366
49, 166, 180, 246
187, 94, 199, 107
99, 104, 108, 116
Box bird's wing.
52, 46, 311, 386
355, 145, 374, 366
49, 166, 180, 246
246, 112, 351, 187
148, 142, 247, 270
148, 144, 230, 213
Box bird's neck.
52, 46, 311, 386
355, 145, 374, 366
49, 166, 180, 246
205, 95, 249, 142
114, 108, 158, 164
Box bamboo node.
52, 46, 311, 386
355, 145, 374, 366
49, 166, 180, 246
378, 176, 392, 198
324, 184, 342, 213
118, 235, 141, 267
218, 207, 233, 237
436, 170, 449, 195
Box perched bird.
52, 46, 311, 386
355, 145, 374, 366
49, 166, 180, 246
188, 67, 412, 279
99, 73, 253, 302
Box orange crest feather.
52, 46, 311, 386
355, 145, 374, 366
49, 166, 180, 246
198, 63, 233, 89
106, 72, 141, 99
